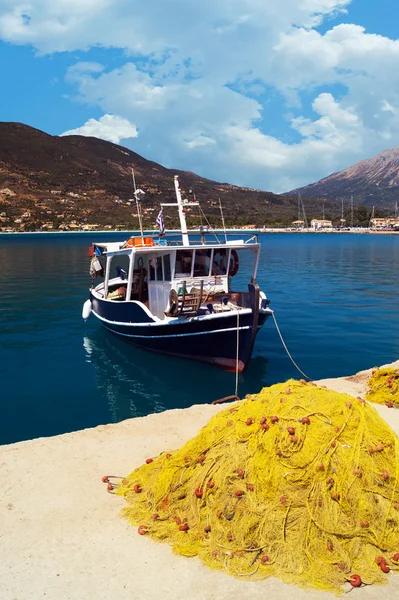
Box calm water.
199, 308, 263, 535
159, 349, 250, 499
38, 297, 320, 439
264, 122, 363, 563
1, 232, 398, 445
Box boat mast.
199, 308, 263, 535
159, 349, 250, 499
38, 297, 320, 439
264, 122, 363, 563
162, 176, 198, 245
132, 168, 144, 242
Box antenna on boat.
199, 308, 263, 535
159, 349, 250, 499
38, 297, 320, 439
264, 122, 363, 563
132, 168, 144, 242
219, 198, 227, 244
350, 195, 354, 228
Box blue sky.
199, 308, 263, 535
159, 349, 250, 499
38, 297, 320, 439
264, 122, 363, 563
0, 1, 398, 193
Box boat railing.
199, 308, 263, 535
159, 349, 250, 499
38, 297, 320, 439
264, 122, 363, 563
150, 232, 259, 246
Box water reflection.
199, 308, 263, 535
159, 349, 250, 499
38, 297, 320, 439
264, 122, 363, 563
82, 329, 272, 422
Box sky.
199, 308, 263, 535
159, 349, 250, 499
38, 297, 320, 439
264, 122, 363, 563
1, 0, 399, 193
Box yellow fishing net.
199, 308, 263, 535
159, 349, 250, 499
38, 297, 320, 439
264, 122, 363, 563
366, 367, 399, 408
117, 380, 399, 594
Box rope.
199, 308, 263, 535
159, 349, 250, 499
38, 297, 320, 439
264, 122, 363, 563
198, 205, 222, 244
271, 311, 310, 380
235, 310, 240, 397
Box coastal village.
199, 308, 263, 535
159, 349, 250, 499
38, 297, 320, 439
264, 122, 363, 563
2, 184, 399, 233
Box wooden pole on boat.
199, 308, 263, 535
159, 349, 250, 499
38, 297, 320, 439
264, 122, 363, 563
132, 168, 144, 242
219, 198, 227, 244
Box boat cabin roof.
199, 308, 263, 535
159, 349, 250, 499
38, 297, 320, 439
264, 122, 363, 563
93, 235, 260, 257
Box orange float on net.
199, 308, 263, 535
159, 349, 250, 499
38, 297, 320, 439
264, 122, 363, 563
360, 520, 369, 528
101, 475, 109, 483
349, 574, 362, 587
380, 561, 390, 573
138, 525, 148, 535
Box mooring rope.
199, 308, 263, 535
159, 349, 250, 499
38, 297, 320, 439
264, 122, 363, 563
272, 311, 310, 380
235, 310, 240, 397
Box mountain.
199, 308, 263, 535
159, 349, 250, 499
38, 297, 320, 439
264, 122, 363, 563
289, 147, 399, 209
0, 121, 295, 231
0, 121, 361, 231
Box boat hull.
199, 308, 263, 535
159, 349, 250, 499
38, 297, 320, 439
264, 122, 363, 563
90, 292, 269, 372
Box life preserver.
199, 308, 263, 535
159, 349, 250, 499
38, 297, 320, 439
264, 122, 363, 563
229, 250, 239, 276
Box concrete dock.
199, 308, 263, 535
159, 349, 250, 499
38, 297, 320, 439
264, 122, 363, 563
2, 365, 399, 600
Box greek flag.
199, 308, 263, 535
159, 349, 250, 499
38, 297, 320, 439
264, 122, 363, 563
156, 207, 165, 236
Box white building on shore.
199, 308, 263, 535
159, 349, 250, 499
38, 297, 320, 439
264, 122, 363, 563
310, 219, 333, 230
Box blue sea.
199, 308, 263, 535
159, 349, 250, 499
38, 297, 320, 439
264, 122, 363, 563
1, 232, 398, 445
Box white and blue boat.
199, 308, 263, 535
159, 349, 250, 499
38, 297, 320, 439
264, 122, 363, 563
82, 176, 272, 372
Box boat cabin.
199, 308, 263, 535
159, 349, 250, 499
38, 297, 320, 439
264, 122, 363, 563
90, 237, 261, 321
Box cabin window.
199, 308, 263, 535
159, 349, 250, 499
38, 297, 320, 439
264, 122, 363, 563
163, 254, 171, 281
156, 257, 163, 281
212, 248, 228, 275
193, 249, 212, 277
149, 258, 156, 281
175, 250, 193, 277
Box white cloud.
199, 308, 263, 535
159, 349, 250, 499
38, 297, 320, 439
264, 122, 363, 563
3, 0, 399, 192
61, 114, 138, 144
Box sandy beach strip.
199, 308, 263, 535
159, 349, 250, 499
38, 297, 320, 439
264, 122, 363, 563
1, 364, 399, 600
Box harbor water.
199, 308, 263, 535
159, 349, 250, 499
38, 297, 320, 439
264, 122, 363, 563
1, 232, 398, 445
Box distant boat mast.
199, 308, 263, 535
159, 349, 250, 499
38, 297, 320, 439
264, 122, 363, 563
297, 192, 308, 228
369, 206, 375, 228
340, 197, 346, 226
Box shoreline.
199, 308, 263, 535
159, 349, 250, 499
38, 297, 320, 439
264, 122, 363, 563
1, 227, 398, 236
1, 362, 399, 599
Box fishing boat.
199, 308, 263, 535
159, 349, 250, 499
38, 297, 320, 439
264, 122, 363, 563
82, 176, 272, 372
